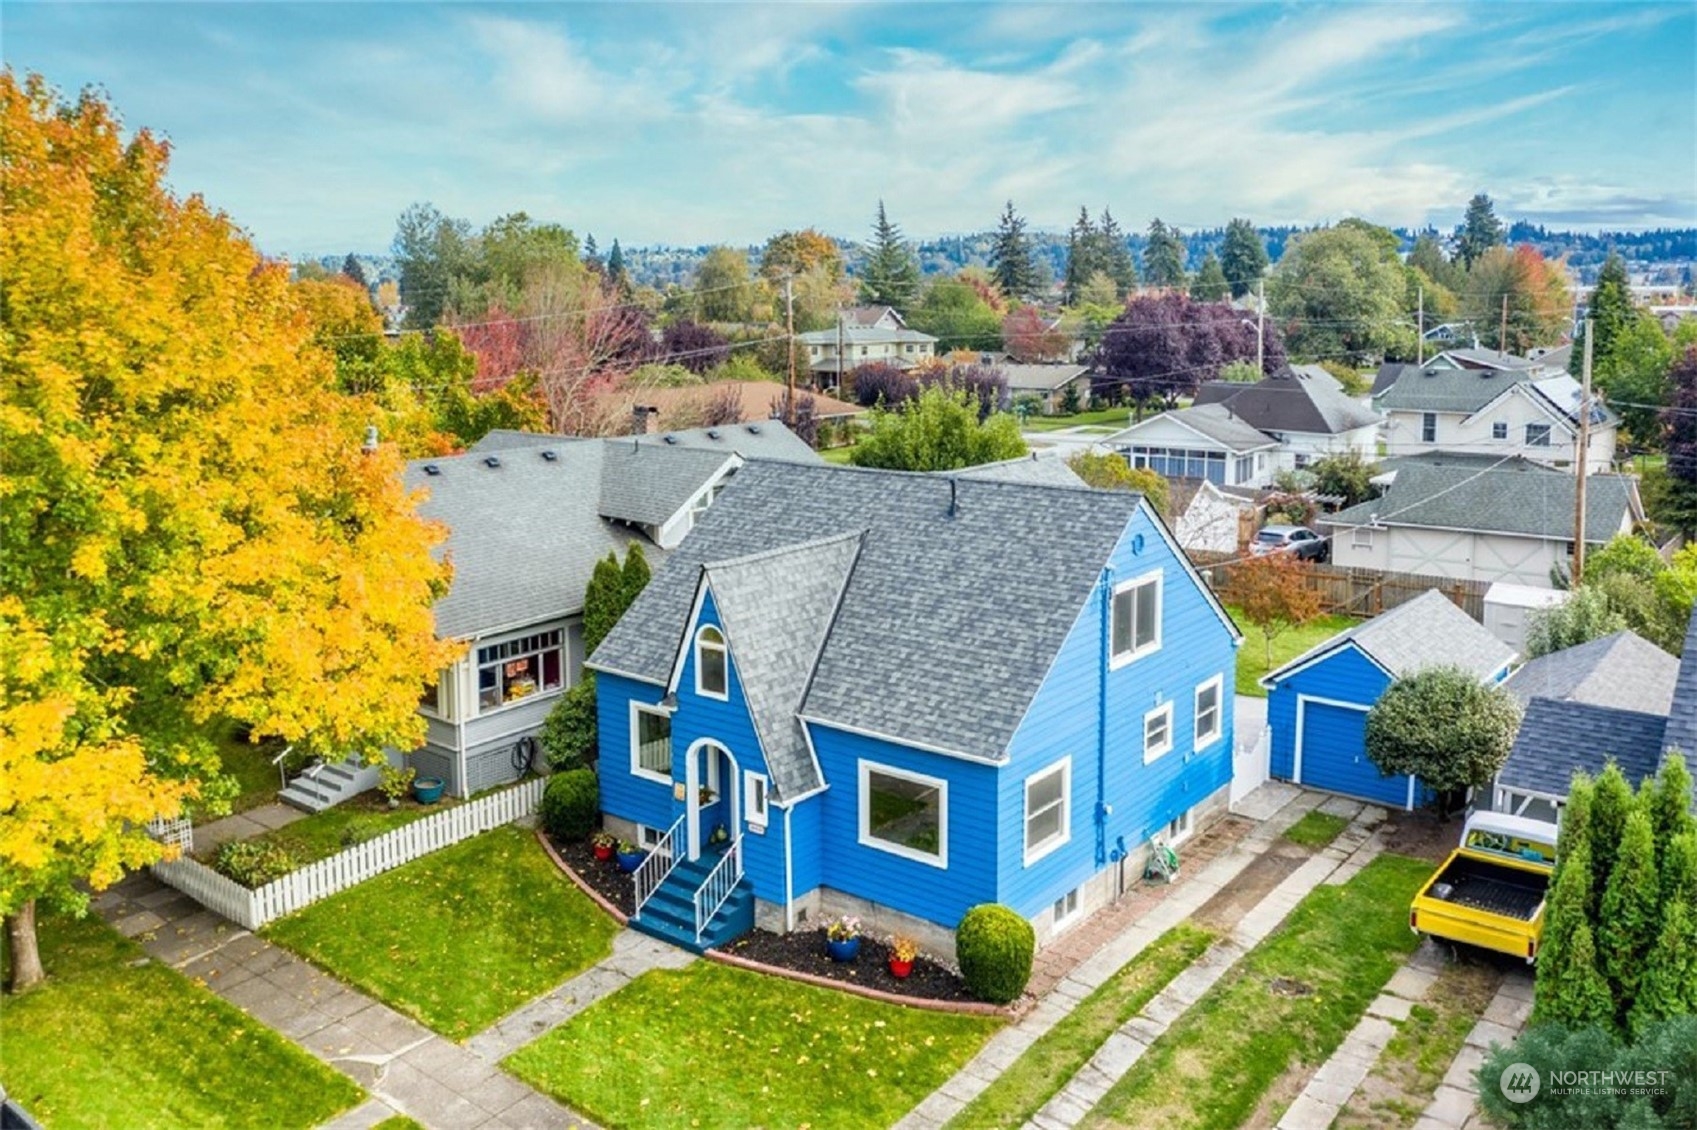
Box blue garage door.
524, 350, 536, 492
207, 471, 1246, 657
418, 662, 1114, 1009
1298, 699, 1415, 809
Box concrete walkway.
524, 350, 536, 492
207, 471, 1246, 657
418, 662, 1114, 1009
94, 869, 600, 1129
192, 801, 305, 854
1023, 799, 1388, 1129
894, 783, 1327, 1130
1415, 970, 1535, 1130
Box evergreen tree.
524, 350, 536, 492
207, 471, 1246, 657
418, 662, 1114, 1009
581, 553, 626, 656
859, 201, 922, 313
621, 541, 651, 609
1629, 901, 1697, 1038
1663, 831, 1697, 910
1534, 843, 1610, 1027
1098, 207, 1137, 297
606, 239, 627, 289
1063, 207, 1100, 306
1144, 219, 1188, 289
340, 253, 368, 289
1554, 772, 1595, 909
990, 200, 1039, 301
1663, 345, 1697, 538
1648, 753, 1697, 863
583, 233, 602, 271
1219, 217, 1269, 298
1574, 252, 1635, 375
1599, 807, 1661, 1013
1456, 192, 1505, 269
1547, 918, 1617, 1031
1590, 761, 1636, 903
1190, 253, 1230, 301
1407, 233, 1461, 292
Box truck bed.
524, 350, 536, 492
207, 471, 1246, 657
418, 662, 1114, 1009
1425, 855, 1546, 921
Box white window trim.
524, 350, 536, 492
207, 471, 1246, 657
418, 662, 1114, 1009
1053, 887, 1082, 930
1351, 526, 1374, 549
1167, 807, 1194, 845
694, 624, 729, 701
1194, 675, 1225, 752
1143, 701, 1175, 764
629, 701, 673, 786
857, 760, 948, 869
743, 770, 769, 829
1109, 570, 1163, 670
474, 627, 567, 718
1022, 756, 1072, 867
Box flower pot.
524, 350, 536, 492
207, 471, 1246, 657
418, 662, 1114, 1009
888, 958, 913, 979
592, 843, 615, 862
616, 849, 645, 873
413, 777, 446, 804
826, 937, 860, 963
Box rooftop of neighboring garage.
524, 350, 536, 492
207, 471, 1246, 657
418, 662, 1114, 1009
1259, 589, 1516, 691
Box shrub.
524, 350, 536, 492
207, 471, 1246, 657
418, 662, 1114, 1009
956, 903, 1035, 1004
214, 839, 300, 888
541, 768, 599, 841
539, 675, 597, 771
1477, 1017, 1697, 1129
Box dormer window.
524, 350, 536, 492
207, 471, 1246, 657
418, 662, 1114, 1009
696, 625, 728, 699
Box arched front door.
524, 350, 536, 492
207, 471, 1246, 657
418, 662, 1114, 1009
684, 740, 739, 861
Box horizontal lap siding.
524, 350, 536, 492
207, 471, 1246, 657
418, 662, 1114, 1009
1000, 507, 1238, 919
810, 725, 997, 931
596, 673, 675, 833
1267, 644, 1387, 782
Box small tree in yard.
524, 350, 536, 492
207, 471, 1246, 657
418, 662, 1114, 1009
1532, 842, 1615, 1029
1308, 451, 1378, 508
540, 545, 651, 771
849, 385, 1026, 471
1363, 666, 1521, 819
1233, 553, 1323, 673
1524, 586, 1626, 658
1598, 808, 1661, 1006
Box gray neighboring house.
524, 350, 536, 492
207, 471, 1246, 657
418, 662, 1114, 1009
399, 423, 820, 801
1322, 452, 1643, 588
1003, 363, 1090, 414
1493, 609, 1697, 822
1105, 402, 1280, 487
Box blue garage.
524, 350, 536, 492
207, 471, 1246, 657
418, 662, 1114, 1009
1261, 590, 1515, 810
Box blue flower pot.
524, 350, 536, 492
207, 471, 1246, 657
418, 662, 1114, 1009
413, 777, 446, 804
616, 850, 645, 873
826, 937, 861, 963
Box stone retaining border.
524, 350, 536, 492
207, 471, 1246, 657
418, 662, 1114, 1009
705, 947, 1017, 1018
535, 829, 629, 926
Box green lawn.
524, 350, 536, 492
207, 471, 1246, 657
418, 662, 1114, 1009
505, 961, 1000, 1130
1021, 407, 1132, 432
0, 911, 362, 1129
216, 790, 448, 870
1083, 854, 1432, 1130
820, 444, 856, 464
206, 724, 286, 816
1227, 604, 1356, 697
1283, 810, 1351, 850
950, 923, 1214, 1129
263, 825, 618, 1039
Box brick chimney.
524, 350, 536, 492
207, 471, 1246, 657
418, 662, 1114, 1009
631, 405, 658, 436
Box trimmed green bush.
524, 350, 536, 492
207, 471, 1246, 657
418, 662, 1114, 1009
215, 839, 299, 887
539, 674, 597, 771
541, 768, 599, 841
956, 903, 1035, 1004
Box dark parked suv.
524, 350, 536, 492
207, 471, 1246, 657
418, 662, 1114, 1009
1249, 524, 1328, 562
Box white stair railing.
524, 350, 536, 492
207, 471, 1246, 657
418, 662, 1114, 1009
693, 838, 743, 944
633, 815, 684, 916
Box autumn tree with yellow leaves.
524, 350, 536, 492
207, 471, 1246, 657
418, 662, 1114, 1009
0, 74, 459, 990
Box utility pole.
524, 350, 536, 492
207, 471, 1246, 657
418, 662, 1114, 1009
1571, 319, 1594, 585
1499, 294, 1509, 357
784, 275, 796, 428
1256, 279, 1265, 373
836, 303, 846, 400
1416, 285, 1424, 366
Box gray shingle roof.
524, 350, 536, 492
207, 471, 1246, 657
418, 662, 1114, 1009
1001, 364, 1089, 392
1503, 631, 1680, 716
598, 444, 734, 527
637, 422, 820, 464
405, 443, 645, 640
468, 429, 582, 452
1501, 697, 1670, 798
1374, 361, 1538, 414
590, 462, 1201, 763
1264, 589, 1514, 686
701, 534, 864, 800
1191, 367, 1380, 435
1323, 455, 1639, 542
1665, 608, 1697, 756
1106, 402, 1279, 452
955, 454, 1086, 487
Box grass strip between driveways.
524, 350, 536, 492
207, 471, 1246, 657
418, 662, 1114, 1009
0, 911, 362, 1130
504, 960, 1000, 1130
1083, 853, 1432, 1130
263, 824, 618, 1040
1282, 810, 1351, 850
948, 922, 1215, 1129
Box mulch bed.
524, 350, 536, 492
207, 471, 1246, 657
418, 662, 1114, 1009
548, 834, 636, 917
720, 929, 975, 1004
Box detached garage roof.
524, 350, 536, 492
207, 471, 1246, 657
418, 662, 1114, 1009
1261, 589, 1515, 689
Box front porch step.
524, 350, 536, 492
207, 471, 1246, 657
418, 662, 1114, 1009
631, 854, 754, 954
277, 756, 384, 813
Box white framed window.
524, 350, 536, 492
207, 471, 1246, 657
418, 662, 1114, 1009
1492, 421, 1508, 440
695, 624, 728, 699
630, 703, 673, 783
1167, 808, 1193, 844
1293, 453, 1311, 469
858, 761, 947, 868
744, 770, 769, 829
1421, 412, 1437, 443
1111, 571, 1162, 668
1525, 423, 1552, 447
1023, 758, 1071, 865
637, 824, 667, 850
1194, 675, 1224, 750
1351, 526, 1374, 549
1053, 888, 1081, 928
1143, 702, 1174, 764
419, 668, 455, 721
476, 629, 564, 713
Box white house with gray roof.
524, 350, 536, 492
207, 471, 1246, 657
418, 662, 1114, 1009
797, 307, 938, 381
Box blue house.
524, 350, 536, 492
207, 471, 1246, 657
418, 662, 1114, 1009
1261, 590, 1515, 809
588, 461, 1242, 956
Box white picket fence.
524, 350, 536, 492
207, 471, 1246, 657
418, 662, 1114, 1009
151, 776, 547, 930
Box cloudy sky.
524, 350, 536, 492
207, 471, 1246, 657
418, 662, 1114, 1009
10, 2, 1694, 256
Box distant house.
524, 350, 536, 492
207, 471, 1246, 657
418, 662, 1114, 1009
1106, 365, 1379, 487
1003, 363, 1091, 414
1172, 480, 1258, 554
602, 381, 864, 430
797, 307, 938, 382
1372, 349, 1617, 473
589, 461, 1242, 956
1322, 453, 1643, 588
1260, 590, 1515, 808
1421, 322, 1476, 347
366, 424, 820, 807
1493, 611, 1697, 822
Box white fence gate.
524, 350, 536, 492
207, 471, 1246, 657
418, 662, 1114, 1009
1231, 725, 1271, 808
150, 776, 546, 930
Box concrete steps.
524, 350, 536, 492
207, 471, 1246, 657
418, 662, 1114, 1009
630, 853, 754, 954
278, 757, 382, 813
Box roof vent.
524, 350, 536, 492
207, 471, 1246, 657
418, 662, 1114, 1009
707, 429, 722, 440
746, 424, 762, 434
540, 449, 558, 462
662, 434, 678, 445
423, 463, 441, 476
483, 456, 501, 468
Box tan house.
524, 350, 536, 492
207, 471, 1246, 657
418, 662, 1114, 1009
798, 306, 937, 382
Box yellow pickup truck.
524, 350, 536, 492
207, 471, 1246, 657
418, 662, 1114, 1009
1409, 811, 1559, 963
